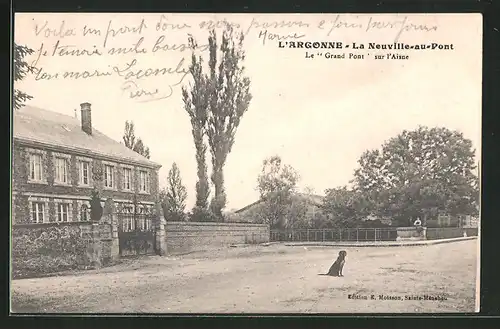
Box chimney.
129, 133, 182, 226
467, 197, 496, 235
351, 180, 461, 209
80, 102, 92, 135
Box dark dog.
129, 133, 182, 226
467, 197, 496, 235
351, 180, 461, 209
319, 250, 347, 277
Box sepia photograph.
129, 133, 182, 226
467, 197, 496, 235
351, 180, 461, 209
10, 13, 481, 313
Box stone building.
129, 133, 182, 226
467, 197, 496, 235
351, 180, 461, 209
12, 103, 162, 224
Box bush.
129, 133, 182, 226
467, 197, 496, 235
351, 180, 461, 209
90, 189, 103, 221
12, 225, 97, 279
224, 212, 252, 223
188, 207, 219, 222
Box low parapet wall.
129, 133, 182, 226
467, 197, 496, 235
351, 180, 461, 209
165, 221, 270, 254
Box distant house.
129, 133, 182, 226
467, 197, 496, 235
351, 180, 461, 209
234, 192, 325, 227
12, 103, 162, 224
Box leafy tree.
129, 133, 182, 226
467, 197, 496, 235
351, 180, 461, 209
123, 121, 136, 148
352, 126, 479, 226
182, 37, 211, 215
122, 120, 151, 159
132, 138, 150, 159
188, 206, 219, 222
257, 155, 300, 229
184, 25, 252, 219
285, 196, 309, 229
206, 27, 252, 218
13, 43, 35, 110
90, 189, 103, 222
223, 210, 251, 223
322, 186, 368, 228
160, 163, 188, 221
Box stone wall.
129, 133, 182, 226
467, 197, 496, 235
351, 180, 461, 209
164, 221, 270, 254
11, 221, 113, 279
396, 227, 479, 241
396, 226, 427, 241
426, 227, 479, 240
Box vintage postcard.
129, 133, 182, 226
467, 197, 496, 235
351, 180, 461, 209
11, 13, 481, 314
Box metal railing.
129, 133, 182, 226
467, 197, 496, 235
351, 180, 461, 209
270, 228, 398, 242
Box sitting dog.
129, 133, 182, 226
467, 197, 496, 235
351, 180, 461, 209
319, 250, 347, 277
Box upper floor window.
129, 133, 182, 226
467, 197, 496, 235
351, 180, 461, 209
104, 165, 114, 188
54, 157, 70, 184
29, 153, 43, 181
139, 170, 150, 193
31, 201, 45, 223
122, 167, 132, 190
79, 161, 90, 185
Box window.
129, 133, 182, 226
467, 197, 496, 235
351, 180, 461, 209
123, 216, 135, 232
56, 203, 70, 222
139, 170, 150, 193
29, 154, 43, 181
104, 165, 114, 188
80, 204, 89, 221
139, 217, 150, 231
122, 168, 132, 190
31, 202, 45, 223
55, 157, 69, 184
79, 161, 90, 185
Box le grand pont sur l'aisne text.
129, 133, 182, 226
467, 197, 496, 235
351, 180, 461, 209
277, 41, 454, 51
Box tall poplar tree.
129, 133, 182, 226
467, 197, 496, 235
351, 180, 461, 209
205, 26, 252, 218
182, 36, 211, 216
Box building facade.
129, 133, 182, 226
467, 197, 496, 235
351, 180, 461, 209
12, 103, 162, 224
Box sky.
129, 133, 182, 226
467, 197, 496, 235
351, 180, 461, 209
13, 13, 482, 210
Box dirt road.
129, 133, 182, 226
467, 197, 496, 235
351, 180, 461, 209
11, 239, 478, 313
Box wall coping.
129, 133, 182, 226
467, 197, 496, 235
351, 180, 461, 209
12, 221, 104, 228
166, 221, 269, 227
396, 226, 421, 231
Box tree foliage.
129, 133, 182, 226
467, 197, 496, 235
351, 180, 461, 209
257, 155, 300, 228
205, 26, 252, 218
132, 139, 150, 159
183, 25, 252, 220
122, 121, 151, 159
352, 126, 479, 226
90, 189, 103, 222
182, 36, 211, 214
13, 43, 35, 110
160, 163, 188, 221
322, 186, 368, 228
285, 196, 310, 229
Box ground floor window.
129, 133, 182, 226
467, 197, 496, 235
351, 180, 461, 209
138, 217, 152, 231
123, 216, 135, 232
31, 202, 45, 223
80, 204, 90, 221
56, 203, 70, 222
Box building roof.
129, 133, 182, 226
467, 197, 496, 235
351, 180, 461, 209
294, 192, 325, 206
13, 105, 161, 168
235, 192, 325, 214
